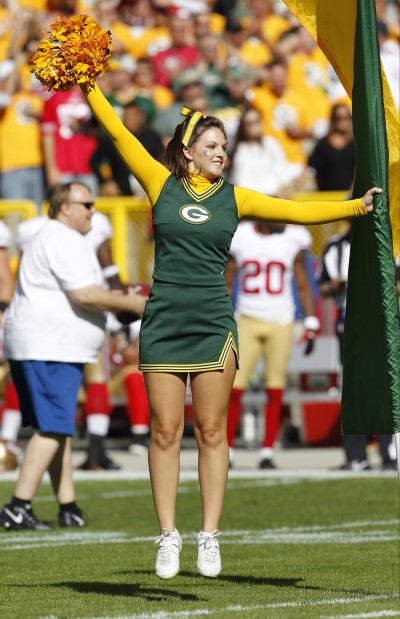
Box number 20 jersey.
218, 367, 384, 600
229, 221, 312, 324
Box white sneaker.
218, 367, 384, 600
196, 530, 221, 577
155, 529, 182, 579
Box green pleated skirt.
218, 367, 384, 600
138, 281, 239, 373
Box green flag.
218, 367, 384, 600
341, 0, 400, 433
282, 0, 400, 433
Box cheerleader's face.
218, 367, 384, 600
184, 128, 228, 179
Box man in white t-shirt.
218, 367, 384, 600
0, 182, 146, 531
227, 221, 320, 469
11, 211, 128, 471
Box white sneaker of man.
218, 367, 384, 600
155, 529, 182, 579
196, 530, 221, 577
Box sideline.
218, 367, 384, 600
38, 593, 400, 619
0, 468, 397, 483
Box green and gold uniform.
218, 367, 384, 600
86, 85, 368, 373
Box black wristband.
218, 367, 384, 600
0, 301, 9, 312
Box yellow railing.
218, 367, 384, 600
94, 197, 152, 283
291, 191, 347, 201
291, 191, 348, 257
0, 196, 153, 283
0, 199, 38, 219
0, 200, 38, 274
0, 192, 349, 281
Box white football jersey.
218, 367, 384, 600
230, 222, 312, 323
16, 216, 48, 252
0, 220, 12, 249
16, 212, 112, 253
85, 212, 113, 253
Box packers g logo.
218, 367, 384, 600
179, 204, 211, 225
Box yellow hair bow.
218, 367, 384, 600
181, 106, 206, 146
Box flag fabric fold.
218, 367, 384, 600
282, 0, 400, 433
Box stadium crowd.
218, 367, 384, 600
0, 0, 399, 476
0, 0, 398, 205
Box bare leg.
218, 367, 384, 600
144, 372, 187, 532
48, 436, 75, 504
14, 432, 62, 501
191, 350, 237, 532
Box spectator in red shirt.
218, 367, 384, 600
152, 11, 201, 89
41, 88, 99, 195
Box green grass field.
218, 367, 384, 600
0, 472, 399, 619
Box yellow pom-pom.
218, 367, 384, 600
30, 14, 113, 91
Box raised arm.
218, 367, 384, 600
234, 186, 381, 224
82, 84, 170, 204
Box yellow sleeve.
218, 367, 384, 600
234, 186, 367, 223
84, 85, 170, 205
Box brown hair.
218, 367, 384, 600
47, 182, 90, 219
164, 115, 227, 181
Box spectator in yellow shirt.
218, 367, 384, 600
282, 26, 331, 132
248, 58, 314, 181
0, 58, 45, 207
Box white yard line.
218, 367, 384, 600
220, 519, 400, 534
38, 593, 400, 619
0, 520, 397, 551
322, 611, 400, 618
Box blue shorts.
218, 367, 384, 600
9, 360, 84, 436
